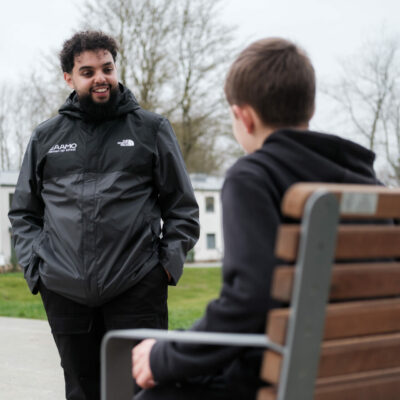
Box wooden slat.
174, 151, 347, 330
261, 350, 282, 384
261, 333, 400, 384
271, 262, 400, 302
319, 334, 400, 377
281, 183, 400, 219
267, 298, 400, 345
315, 366, 400, 400
315, 374, 400, 400
275, 225, 400, 262
257, 368, 400, 400
275, 225, 300, 262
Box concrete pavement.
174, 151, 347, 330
0, 317, 64, 400
0, 264, 221, 399
184, 261, 221, 268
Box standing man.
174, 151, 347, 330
9, 31, 199, 400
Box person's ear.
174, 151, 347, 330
231, 105, 255, 133
64, 72, 75, 90
309, 103, 315, 121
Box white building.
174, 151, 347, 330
0, 172, 224, 267
190, 174, 224, 262
0, 172, 19, 268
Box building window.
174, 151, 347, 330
207, 233, 216, 249
205, 196, 214, 213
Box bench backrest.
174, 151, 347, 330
258, 183, 400, 400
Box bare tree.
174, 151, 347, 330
383, 73, 400, 182
80, 0, 176, 112
326, 34, 400, 184
0, 55, 70, 171
29, 54, 71, 118
0, 86, 11, 171
0, 83, 32, 171
80, 0, 239, 173
168, 0, 237, 172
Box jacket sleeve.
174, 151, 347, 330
149, 171, 282, 383
153, 118, 200, 285
8, 132, 44, 293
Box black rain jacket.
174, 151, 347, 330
9, 84, 199, 306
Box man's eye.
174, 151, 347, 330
82, 71, 93, 77
104, 68, 113, 74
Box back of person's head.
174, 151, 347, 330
224, 37, 315, 128
60, 31, 119, 73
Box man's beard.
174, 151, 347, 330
78, 85, 120, 121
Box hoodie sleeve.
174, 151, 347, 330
149, 170, 282, 383
153, 118, 200, 285
8, 132, 44, 293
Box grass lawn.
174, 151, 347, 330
168, 267, 222, 329
0, 267, 222, 330
0, 272, 46, 319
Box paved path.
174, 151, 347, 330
185, 262, 221, 268
0, 317, 64, 400
0, 265, 221, 399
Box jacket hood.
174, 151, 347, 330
233, 128, 378, 188
58, 83, 140, 119
268, 128, 375, 178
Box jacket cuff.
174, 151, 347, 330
150, 340, 172, 383
159, 249, 184, 286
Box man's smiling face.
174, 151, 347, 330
64, 49, 118, 103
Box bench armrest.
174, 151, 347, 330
101, 328, 282, 400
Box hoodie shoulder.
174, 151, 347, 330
225, 153, 274, 188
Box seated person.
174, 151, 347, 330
131, 37, 380, 400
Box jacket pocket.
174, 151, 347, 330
32, 229, 46, 253
145, 215, 161, 247
25, 253, 41, 294
25, 230, 47, 294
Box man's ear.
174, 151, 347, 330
64, 72, 74, 90
231, 105, 255, 134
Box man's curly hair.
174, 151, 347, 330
60, 31, 119, 73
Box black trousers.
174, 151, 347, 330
39, 264, 168, 400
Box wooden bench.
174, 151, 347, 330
101, 183, 400, 400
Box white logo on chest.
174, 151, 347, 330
117, 139, 135, 147
49, 143, 77, 153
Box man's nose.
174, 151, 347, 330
94, 72, 107, 84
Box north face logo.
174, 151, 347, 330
49, 143, 77, 153
118, 139, 135, 147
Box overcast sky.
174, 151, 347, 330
1, 0, 398, 134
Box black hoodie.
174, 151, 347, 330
149, 128, 378, 394
9, 84, 199, 306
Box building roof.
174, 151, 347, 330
190, 173, 224, 191
0, 172, 18, 186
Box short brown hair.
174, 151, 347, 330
60, 31, 118, 73
224, 38, 315, 127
